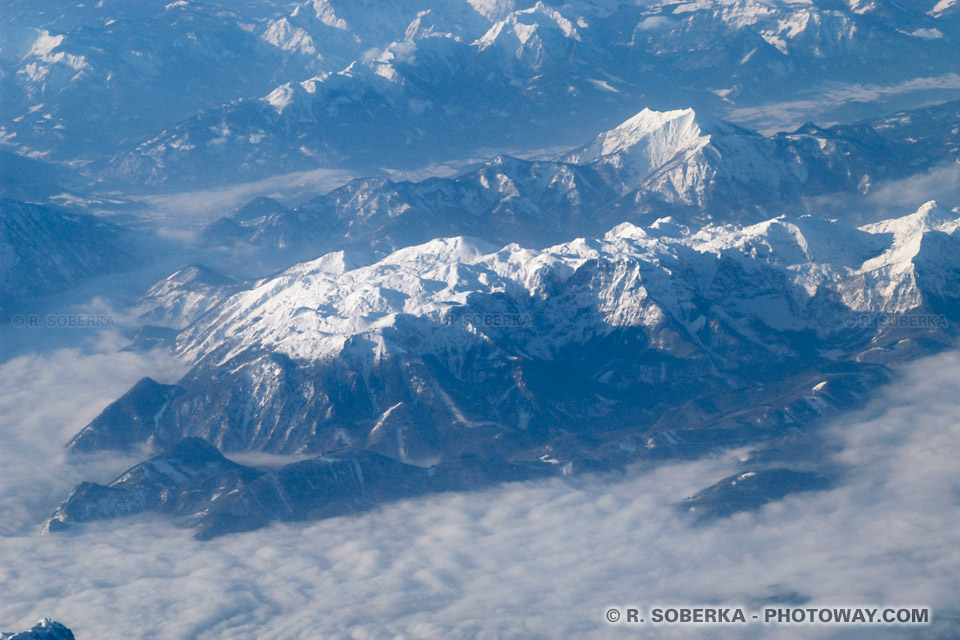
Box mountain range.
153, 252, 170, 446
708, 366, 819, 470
3, 0, 958, 556
199, 100, 960, 269
4, 0, 960, 191
53, 196, 960, 535
5, 1, 960, 638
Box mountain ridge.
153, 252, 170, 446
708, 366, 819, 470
198, 100, 957, 272
6, 0, 958, 190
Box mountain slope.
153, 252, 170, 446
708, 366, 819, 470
200, 102, 952, 269
0, 199, 134, 316
69, 204, 960, 464
54, 202, 960, 535
51, 437, 545, 538
9, 0, 951, 189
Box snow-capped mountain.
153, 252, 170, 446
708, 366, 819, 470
52, 198, 960, 535
200, 101, 957, 270
5, 0, 958, 190
0, 619, 74, 640
181, 202, 960, 370
16, 85, 959, 538
0, 0, 304, 164
59, 203, 959, 536
5, 1, 960, 637
135, 264, 240, 329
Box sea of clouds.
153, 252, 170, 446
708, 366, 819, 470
1, 330, 959, 639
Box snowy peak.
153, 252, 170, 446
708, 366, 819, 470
689, 215, 887, 270
564, 108, 707, 169
0, 619, 75, 640
309, 0, 350, 30
261, 0, 360, 62
474, 0, 584, 67
262, 17, 320, 56
284, 250, 368, 277
136, 264, 239, 329
380, 235, 500, 267
561, 107, 767, 198
262, 81, 313, 115
859, 201, 960, 273
199, 97, 960, 273
179, 205, 960, 368
861, 201, 958, 241
467, 0, 518, 22
477, 1, 581, 46
830, 202, 960, 314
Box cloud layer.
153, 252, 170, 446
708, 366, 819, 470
0, 332, 186, 536
2, 344, 959, 639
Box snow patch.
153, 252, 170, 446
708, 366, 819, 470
28, 31, 63, 57
264, 84, 297, 114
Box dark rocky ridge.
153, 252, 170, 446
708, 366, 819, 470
49, 437, 546, 539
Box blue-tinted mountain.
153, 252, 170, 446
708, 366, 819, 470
0, 199, 134, 318
200, 101, 958, 268
680, 468, 833, 520
49, 437, 544, 538
65, 378, 185, 454
53, 200, 960, 535
46, 437, 263, 532
4, 0, 959, 190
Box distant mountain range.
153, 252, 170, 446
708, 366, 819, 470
3, 0, 960, 190
199, 100, 960, 269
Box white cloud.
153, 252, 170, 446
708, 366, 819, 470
133, 168, 358, 232
865, 164, 960, 213
1, 345, 960, 638
0, 334, 187, 536
637, 16, 671, 30
725, 73, 960, 134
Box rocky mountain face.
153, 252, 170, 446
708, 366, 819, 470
47, 437, 543, 539
680, 469, 833, 521
54, 199, 960, 536
199, 101, 960, 270
9, 0, 959, 542
0, 199, 134, 317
